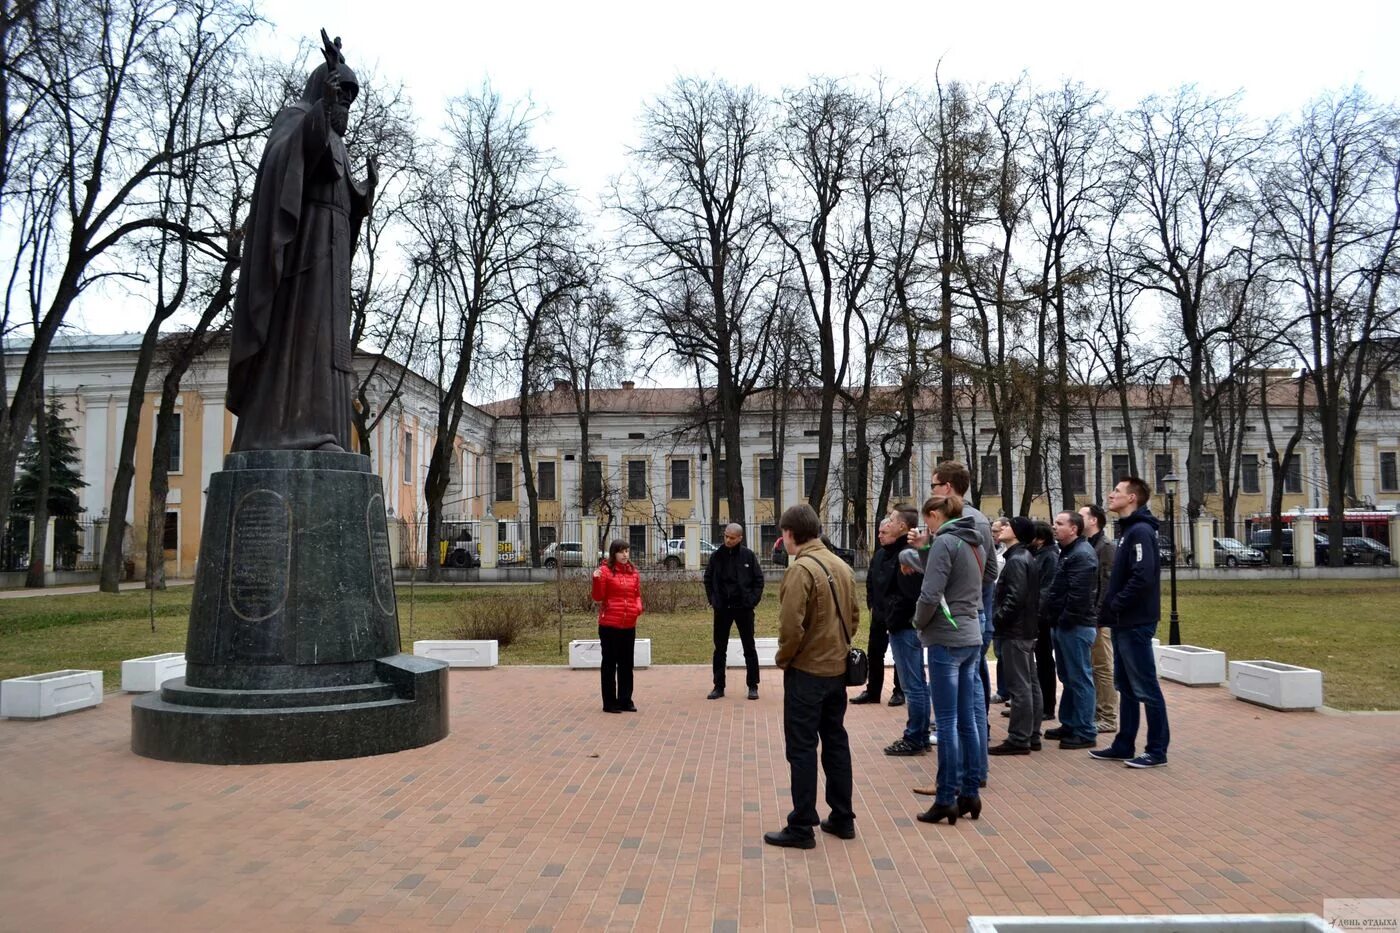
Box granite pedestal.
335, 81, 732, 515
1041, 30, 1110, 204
131, 450, 448, 764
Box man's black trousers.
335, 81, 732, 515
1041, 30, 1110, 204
865, 615, 901, 698
782, 666, 855, 829
712, 606, 759, 689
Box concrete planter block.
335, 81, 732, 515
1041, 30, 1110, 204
1, 670, 103, 719
1229, 660, 1323, 710
413, 640, 498, 668
727, 636, 779, 668
570, 638, 651, 670
967, 915, 1335, 932
1151, 637, 1162, 666
121, 652, 186, 692
1156, 645, 1227, 686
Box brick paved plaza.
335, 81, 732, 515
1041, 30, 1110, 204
1, 665, 1396, 931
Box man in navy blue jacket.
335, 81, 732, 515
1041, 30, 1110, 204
1091, 477, 1171, 768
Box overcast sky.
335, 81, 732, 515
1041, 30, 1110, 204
66, 0, 1400, 355
251, 0, 1400, 209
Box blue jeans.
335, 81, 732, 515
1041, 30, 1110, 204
926, 644, 984, 806
1053, 625, 1097, 741
1109, 626, 1171, 760
889, 629, 929, 746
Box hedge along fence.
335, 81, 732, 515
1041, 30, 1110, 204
453, 572, 714, 648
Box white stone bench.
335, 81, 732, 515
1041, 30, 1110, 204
1, 670, 103, 719
1229, 660, 1323, 710
1156, 645, 1226, 686
412, 640, 498, 668
726, 637, 779, 668
121, 652, 186, 692
570, 638, 651, 669
968, 913, 1335, 931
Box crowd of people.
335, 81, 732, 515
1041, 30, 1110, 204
586, 459, 1174, 849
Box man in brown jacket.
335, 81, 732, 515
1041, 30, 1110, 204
765, 504, 860, 849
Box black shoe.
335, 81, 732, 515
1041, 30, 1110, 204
884, 738, 929, 756
956, 795, 982, 821
747, 687, 759, 701
1030, 739, 1043, 751
763, 826, 816, 849
849, 690, 879, 705
820, 819, 855, 840
707, 688, 725, 700
987, 741, 1030, 756
1059, 736, 1096, 750
888, 691, 905, 707
621, 703, 638, 712
1000, 707, 1012, 717
603, 706, 622, 714
1043, 727, 1068, 740
1088, 747, 1134, 761
917, 802, 959, 825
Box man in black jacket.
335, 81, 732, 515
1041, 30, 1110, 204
1030, 522, 1059, 718
1043, 511, 1099, 750
854, 515, 905, 707
704, 523, 765, 700
988, 517, 1043, 755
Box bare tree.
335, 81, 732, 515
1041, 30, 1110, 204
0, 0, 258, 538
1262, 88, 1400, 564
616, 78, 776, 528
1114, 87, 1266, 521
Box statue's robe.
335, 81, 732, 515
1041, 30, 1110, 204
228, 70, 368, 452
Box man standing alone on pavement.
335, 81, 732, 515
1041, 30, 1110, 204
705, 523, 765, 701
765, 505, 859, 849
1091, 477, 1171, 769
1080, 503, 1118, 735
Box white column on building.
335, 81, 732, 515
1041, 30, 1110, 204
81, 394, 110, 519
199, 393, 224, 528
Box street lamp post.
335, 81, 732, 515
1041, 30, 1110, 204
1163, 473, 1181, 646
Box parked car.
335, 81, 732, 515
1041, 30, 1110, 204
1213, 537, 1265, 568
769, 536, 856, 567
1246, 529, 1355, 565
658, 539, 716, 570
541, 541, 603, 569
1156, 533, 1189, 566
1345, 536, 1392, 566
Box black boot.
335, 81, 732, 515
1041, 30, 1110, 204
916, 802, 959, 825
956, 795, 982, 821
849, 690, 879, 705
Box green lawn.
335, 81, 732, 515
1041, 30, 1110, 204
1, 578, 1396, 710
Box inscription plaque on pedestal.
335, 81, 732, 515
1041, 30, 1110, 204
229, 489, 292, 622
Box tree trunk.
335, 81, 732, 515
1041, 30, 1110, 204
99, 323, 163, 591
24, 386, 49, 588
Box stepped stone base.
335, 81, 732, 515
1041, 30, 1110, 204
130, 450, 448, 764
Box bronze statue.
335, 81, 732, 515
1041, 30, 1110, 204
227, 31, 378, 451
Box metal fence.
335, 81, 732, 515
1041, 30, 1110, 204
0, 515, 99, 573
1144, 513, 1394, 569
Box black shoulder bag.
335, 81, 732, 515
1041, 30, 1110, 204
798, 555, 867, 686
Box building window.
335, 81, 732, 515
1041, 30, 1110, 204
628, 524, 648, 557
802, 458, 819, 498
1241, 454, 1261, 494
494, 461, 513, 502
671, 459, 690, 499
163, 511, 179, 551
1381, 452, 1398, 492
1066, 454, 1087, 495
168, 412, 183, 474
403, 432, 414, 485
1378, 378, 1393, 410
672, 523, 684, 540
1199, 454, 1217, 494
842, 455, 859, 499
1154, 453, 1173, 489
1111, 454, 1131, 483
583, 460, 603, 508
1284, 453, 1302, 494
1023, 456, 1043, 496
627, 459, 647, 500
537, 461, 556, 500
539, 525, 558, 547
891, 460, 910, 498
979, 455, 998, 496
760, 523, 778, 556
759, 458, 777, 499
714, 458, 727, 498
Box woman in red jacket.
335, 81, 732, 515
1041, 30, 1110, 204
591, 540, 643, 712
